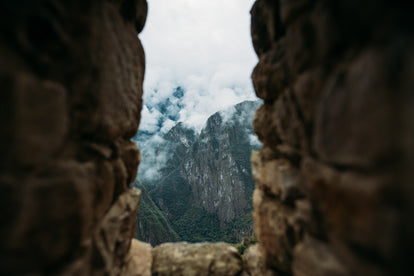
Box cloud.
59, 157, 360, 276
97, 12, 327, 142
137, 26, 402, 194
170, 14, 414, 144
249, 134, 262, 148
136, 0, 259, 183
137, 134, 172, 183
139, 0, 258, 132
139, 105, 162, 133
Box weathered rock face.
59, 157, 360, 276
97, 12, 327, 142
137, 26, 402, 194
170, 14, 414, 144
0, 0, 147, 274
242, 244, 276, 276
250, 0, 414, 275
183, 101, 261, 226
147, 101, 260, 243
122, 239, 153, 276
152, 242, 243, 276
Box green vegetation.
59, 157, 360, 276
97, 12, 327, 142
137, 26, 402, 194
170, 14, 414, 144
134, 181, 180, 246
140, 123, 255, 244
172, 207, 221, 242
135, 101, 261, 245
172, 208, 255, 244
139, 171, 255, 245
220, 213, 254, 243
232, 235, 257, 255
149, 168, 192, 219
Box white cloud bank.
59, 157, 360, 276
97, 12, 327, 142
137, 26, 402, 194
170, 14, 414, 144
139, 0, 258, 133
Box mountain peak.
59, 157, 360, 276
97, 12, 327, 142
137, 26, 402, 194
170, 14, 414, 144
137, 99, 261, 243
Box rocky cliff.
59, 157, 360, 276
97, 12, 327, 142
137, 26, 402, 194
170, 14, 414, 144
146, 101, 260, 243
184, 101, 260, 226
0, 0, 147, 274
250, 0, 414, 275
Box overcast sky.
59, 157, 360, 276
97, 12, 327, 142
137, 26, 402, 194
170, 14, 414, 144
139, 0, 258, 133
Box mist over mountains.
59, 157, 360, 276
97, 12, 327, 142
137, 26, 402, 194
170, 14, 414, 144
134, 85, 260, 185
133, 89, 261, 245
135, 86, 188, 183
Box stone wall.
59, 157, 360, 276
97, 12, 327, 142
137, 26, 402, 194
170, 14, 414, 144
250, 0, 414, 275
1, 0, 414, 275
0, 0, 147, 274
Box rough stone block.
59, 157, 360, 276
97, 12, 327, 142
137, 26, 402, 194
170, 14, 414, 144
274, 91, 308, 152
302, 158, 399, 261
92, 160, 116, 222
122, 239, 152, 276
314, 48, 395, 168
253, 104, 282, 147
292, 67, 324, 124
286, 15, 316, 76
0, 0, 147, 275
120, 140, 141, 185
252, 39, 288, 101
254, 91, 307, 154
250, 0, 414, 274
73, 1, 145, 141
280, 0, 312, 25
250, 0, 284, 57
0, 73, 68, 169
92, 188, 141, 275
0, 161, 93, 273
243, 244, 276, 276
292, 235, 349, 276
152, 242, 242, 276
253, 188, 310, 273
251, 151, 303, 204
